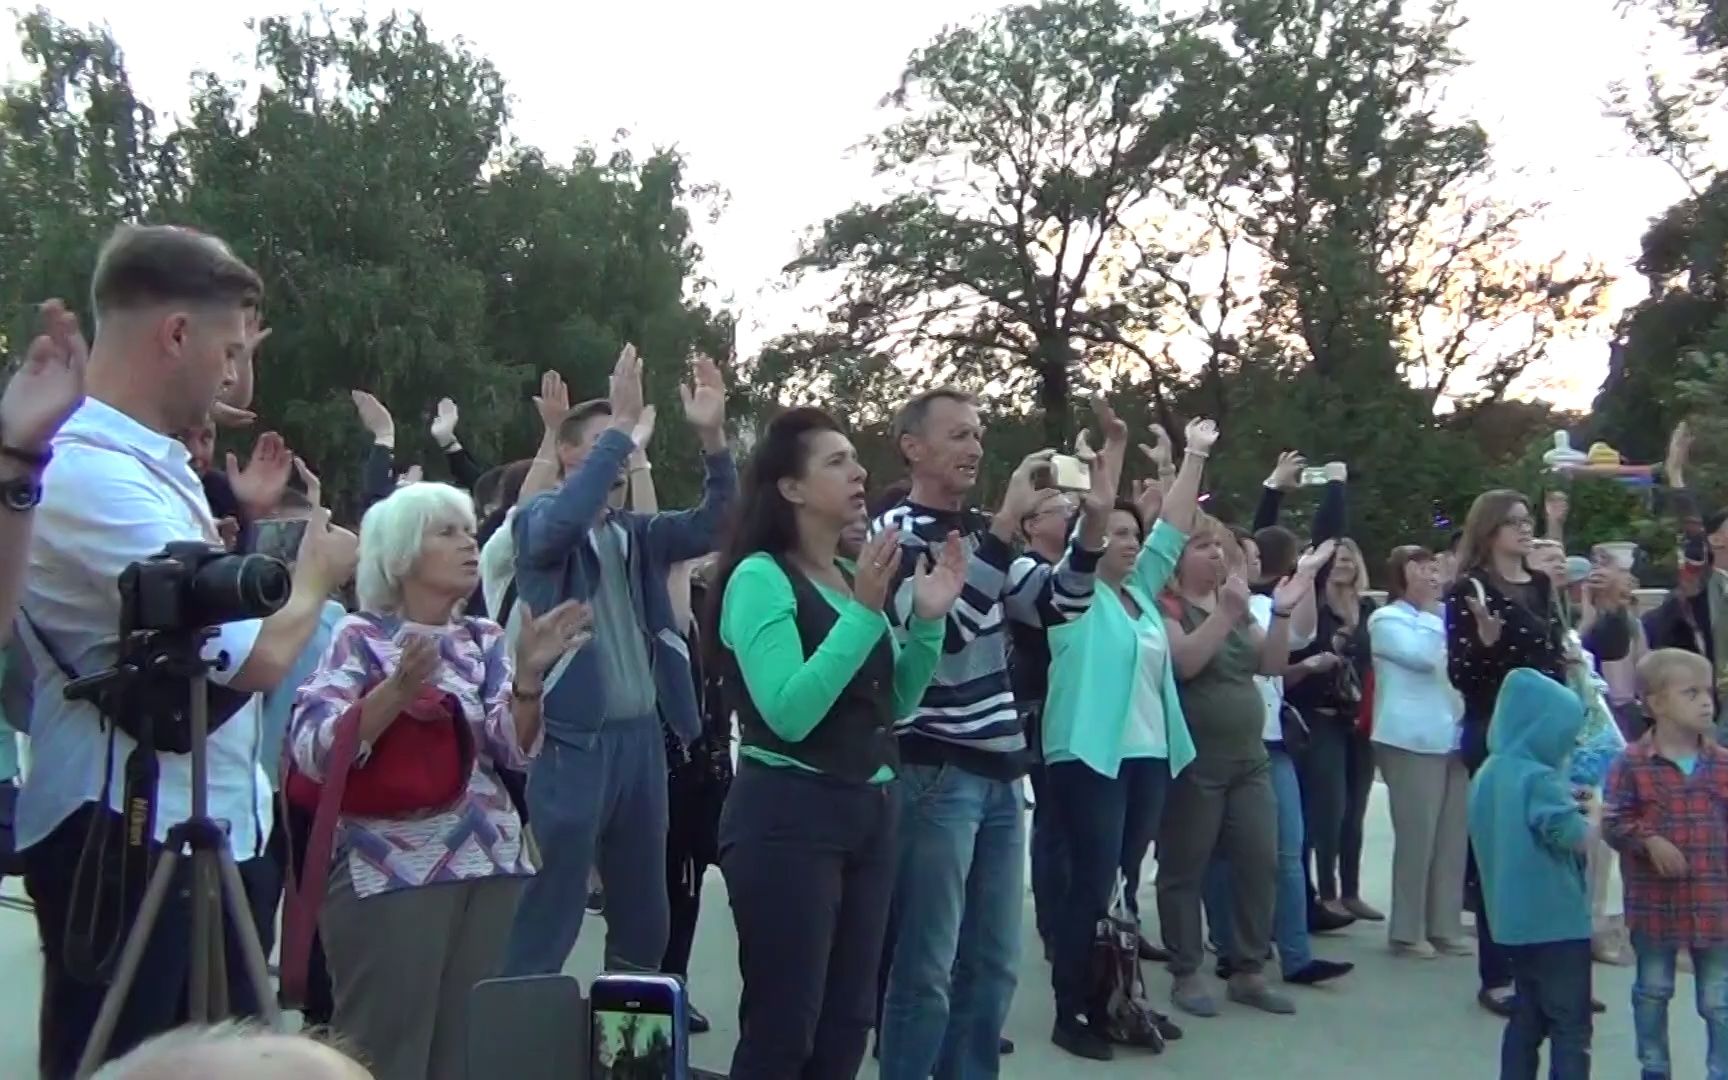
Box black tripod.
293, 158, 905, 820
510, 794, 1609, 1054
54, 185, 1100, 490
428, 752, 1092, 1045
67, 635, 281, 1077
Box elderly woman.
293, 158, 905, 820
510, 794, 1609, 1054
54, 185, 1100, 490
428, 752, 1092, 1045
290, 483, 590, 1080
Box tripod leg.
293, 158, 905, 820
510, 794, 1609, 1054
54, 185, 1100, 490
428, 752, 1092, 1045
74, 850, 182, 1080
190, 851, 214, 1023
204, 851, 230, 1022
216, 845, 284, 1028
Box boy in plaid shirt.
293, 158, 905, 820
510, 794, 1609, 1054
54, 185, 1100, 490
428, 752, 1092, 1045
1604, 648, 1728, 1080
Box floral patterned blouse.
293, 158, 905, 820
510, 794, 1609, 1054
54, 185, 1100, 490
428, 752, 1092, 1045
290, 613, 541, 899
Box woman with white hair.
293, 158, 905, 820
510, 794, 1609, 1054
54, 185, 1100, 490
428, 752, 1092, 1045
289, 482, 591, 1080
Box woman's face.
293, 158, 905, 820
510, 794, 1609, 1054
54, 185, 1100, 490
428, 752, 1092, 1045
1178, 535, 1226, 591
1328, 546, 1358, 587
782, 430, 868, 524
414, 515, 481, 599
1493, 501, 1536, 559
1529, 543, 1566, 586
1101, 509, 1142, 582
1403, 558, 1442, 607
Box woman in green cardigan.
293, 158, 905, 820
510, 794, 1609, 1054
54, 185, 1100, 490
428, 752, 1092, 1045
712, 406, 967, 1079
1039, 417, 1216, 1060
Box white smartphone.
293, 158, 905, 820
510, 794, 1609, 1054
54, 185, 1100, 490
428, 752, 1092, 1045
1050, 453, 1091, 492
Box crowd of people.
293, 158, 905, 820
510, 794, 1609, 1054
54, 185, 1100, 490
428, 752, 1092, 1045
0, 222, 1726, 1080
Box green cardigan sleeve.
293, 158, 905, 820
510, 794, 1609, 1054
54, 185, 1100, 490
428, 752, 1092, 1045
892, 614, 946, 720
1130, 518, 1188, 598
720, 553, 889, 743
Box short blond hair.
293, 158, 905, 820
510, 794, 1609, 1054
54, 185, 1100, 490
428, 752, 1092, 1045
1637, 648, 1713, 700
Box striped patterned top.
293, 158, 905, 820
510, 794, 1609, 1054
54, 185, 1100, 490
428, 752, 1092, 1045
873, 499, 1101, 779
290, 613, 539, 899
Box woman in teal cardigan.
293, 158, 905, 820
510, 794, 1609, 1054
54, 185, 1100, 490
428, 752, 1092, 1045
1039, 417, 1214, 1060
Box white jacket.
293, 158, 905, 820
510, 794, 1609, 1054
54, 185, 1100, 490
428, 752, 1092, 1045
1368, 600, 1461, 755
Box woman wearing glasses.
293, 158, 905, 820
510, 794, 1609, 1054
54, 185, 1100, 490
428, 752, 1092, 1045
1444, 489, 1569, 1019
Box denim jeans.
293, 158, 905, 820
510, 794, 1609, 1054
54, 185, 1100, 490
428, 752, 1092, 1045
503, 719, 670, 977
1045, 757, 1168, 1018
1503, 939, 1593, 1080
1204, 744, 1312, 973
879, 764, 1024, 1080
1631, 933, 1728, 1079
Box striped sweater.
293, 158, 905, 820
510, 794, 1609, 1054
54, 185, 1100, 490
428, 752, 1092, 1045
874, 499, 1102, 780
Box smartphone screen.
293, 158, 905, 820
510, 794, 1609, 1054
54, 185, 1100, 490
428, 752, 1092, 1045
1300, 466, 1330, 487
590, 974, 688, 1079
1051, 453, 1091, 492
252, 517, 308, 563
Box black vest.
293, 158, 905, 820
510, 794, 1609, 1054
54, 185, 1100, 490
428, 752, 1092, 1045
726, 557, 899, 784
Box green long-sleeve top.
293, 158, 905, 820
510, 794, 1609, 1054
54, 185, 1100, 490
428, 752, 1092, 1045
720, 552, 946, 782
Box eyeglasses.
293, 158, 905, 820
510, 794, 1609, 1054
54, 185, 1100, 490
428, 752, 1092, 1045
1500, 516, 1535, 531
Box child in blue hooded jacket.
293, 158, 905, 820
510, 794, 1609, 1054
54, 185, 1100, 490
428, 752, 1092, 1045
1469, 667, 1598, 1079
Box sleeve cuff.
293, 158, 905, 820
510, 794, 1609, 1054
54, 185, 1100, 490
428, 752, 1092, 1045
206, 618, 263, 687
906, 614, 946, 644
1065, 543, 1103, 572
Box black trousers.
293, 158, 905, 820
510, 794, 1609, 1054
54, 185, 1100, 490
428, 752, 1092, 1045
1298, 712, 1374, 901
265, 797, 334, 1027
720, 763, 898, 1080
1462, 720, 1513, 992
662, 760, 721, 980
26, 803, 280, 1079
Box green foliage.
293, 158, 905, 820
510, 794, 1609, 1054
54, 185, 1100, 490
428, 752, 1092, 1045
0, 9, 731, 518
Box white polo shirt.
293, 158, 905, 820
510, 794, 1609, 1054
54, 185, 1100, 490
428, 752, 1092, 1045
13, 398, 271, 859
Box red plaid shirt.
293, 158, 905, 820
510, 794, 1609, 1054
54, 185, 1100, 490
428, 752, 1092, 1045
1604, 736, 1728, 947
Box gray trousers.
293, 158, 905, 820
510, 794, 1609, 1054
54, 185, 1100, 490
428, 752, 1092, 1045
321, 863, 525, 1080
503, 717, 671, 976
1155, 754, 1277, 977
1376, 744, 1469, 947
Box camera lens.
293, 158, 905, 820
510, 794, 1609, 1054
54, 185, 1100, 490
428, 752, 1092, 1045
188, 553, 292, 626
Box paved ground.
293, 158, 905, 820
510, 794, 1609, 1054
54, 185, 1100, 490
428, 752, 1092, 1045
0, 785, 1699, 1077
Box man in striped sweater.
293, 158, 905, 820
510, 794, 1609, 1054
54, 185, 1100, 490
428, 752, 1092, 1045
876, 388, 1109, 1080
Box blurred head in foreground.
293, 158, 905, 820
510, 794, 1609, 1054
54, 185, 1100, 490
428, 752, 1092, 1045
92, 1024, 372, 1080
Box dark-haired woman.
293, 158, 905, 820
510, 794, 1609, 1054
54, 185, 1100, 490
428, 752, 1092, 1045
715, 407, 967, 1079
1039, 418, 1211, 1059
1446, 489, 1568, 1017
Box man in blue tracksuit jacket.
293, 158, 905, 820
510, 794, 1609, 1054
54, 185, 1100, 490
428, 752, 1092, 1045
504, 346, 735, 976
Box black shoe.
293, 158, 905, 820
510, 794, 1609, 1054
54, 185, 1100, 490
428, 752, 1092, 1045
1591, 998, 1607, 1015
1215, 959, 1235, 981
1137, 934, 1171, 963
1308, 905, 1355, 933
1152, 1010, 1184, 1041
1477, 987, 1517, 1018
1285, 959, 1355, 986
689, 1004, 711, 1034
1052, 1018, 1114, 1061
1000, 1036, 1015, 1055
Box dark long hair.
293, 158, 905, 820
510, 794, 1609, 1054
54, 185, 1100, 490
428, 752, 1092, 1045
705, 407, 847, 663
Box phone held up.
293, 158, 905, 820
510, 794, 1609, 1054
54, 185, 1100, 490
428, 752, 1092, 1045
1034, 453, 1091, 493
590, 972, 691, 1080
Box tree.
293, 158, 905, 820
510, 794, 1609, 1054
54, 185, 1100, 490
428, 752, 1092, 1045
762, 0, 1237, 446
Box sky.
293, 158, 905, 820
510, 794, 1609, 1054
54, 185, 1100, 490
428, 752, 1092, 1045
3, 0, 1698, 410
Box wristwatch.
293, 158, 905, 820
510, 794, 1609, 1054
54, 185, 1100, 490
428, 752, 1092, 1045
0, 473, 42, 512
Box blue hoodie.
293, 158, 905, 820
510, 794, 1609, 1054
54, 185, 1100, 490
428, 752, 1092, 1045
1467, 668, 1593, 947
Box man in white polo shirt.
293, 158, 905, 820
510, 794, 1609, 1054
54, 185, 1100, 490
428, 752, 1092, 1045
14, 225, 356, 1078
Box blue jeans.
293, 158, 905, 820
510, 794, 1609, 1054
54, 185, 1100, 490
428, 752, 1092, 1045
879, 764, 1024, 1080
1204, 744, 1311, 973
1503, 939, 1593, 1080
503, 719, 670, 976
1632, 934, 1728, 1079
1045, 757, 1168, 1018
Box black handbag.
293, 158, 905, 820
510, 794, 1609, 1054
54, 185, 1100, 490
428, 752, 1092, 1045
1280, 701, 1311, 756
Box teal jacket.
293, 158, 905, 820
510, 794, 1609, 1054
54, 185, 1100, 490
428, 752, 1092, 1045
1467, 667, 1592, 946
1043, 519, 1196, 780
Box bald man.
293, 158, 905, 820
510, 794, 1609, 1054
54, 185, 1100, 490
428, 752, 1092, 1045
92, 1025, 372, 1080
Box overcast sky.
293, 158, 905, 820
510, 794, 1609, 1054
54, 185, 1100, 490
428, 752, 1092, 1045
4, 0, 1696, 409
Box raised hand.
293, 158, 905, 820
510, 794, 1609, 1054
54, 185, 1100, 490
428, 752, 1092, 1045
1134, 477, 1164, 524
396, 464, 424, 488
1466, 589, 1504, 648
1138, 425, 1174, 476
295, 506, 360, 592
534, 370, 571, 431
997, 449, 1057, 522
351, 390, 395, 444
1295, 538, 1338, 579
1, 299, 87, 454
430, 398, 461, 449
1267, 450, 1306, 491
912, 532, 968, 619
1271, 569, 1312, 614
293, 456, 323, 509
1092, 394, 1128, 448
632, 404, 659, 455
1185, 417, 1219, 456
227, 432, 295, 518
1220, 574, 1252, 620
608, 345, 645, 428
852, 527, 903, 613
680, 353, 727, 440
514, 600, 595, 682
388, 635, 442, 703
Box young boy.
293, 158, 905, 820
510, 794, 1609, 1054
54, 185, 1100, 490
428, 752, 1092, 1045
1604, 648, 1728, 1080
1469, 667, 1596, 1080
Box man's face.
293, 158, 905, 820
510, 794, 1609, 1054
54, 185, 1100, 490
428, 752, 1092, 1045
180, 421, 217, 475
557, 412, 628, 509
901, 396, 983, 499
163, 305, 246, 432
1710, 517, 1728, 560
